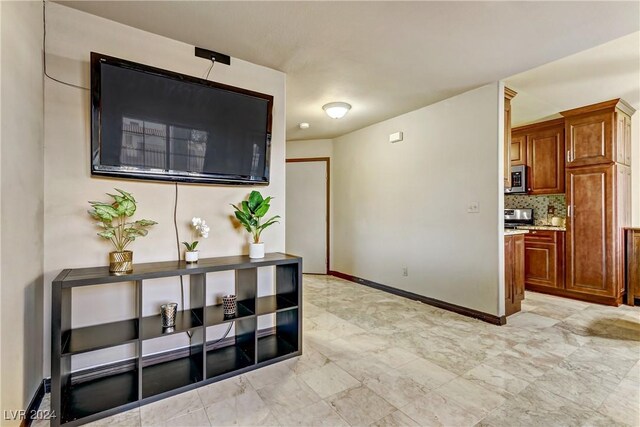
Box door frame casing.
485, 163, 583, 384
286, 157, 330, 274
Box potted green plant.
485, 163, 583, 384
182, 217, 209, 263
88, 188, 157, 274
231, 191, 280, 259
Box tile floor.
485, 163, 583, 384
35, 274, 640, 426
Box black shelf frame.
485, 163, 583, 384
51, 253, 301, 427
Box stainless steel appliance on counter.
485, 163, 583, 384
505, 165, 527, 194
504, 208, 534, 229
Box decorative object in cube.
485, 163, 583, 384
222, 295, 237, 316
161, 303, 178, 327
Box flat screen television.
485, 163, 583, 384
91, 52, 273, 185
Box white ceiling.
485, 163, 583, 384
58, 1, 640, 140
507, 31, 640, 126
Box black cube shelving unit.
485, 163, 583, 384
51, 253, 302, 427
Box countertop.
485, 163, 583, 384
504, 229, 530, 236
516, 225, 566, 232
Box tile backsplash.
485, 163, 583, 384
505, 194, 567, 225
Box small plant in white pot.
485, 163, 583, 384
182, 217, 209, 263
231, 191, 280, 259
88, 189, 157, 275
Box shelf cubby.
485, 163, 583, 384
206, 316, 256, 378
141, 308, 203, 341
52, 253, 301, 427
206, 344, 254, 377
258, 334, 297, 363
142, 352, 204, 398
61, 368, 138, 424
256, 293, 297, 315
204, 300, 254, 326
62, 318, 138, 356
257, 309, 299, 363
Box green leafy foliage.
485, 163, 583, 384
88, 188, 157, 252
231, 191, 280, 244
182, 241, 199, 251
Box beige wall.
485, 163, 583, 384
332, 83, 504, 316
43, 3, 285, 375
0, 0, 45, 421
287, 139, 333, 159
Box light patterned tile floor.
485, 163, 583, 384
35, 274, 640, 427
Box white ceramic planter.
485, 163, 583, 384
185, 251, 199, 263
249, 243, 265, 259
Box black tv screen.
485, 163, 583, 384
91, 52, 273, 185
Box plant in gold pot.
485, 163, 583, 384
231, 191, 279, 259
88, 189, 157, 274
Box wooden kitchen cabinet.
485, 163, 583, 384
504, 87, 517, 188
565, 163, 620, 303
505, 234, 525, 316
524, 230, 565, 291
511, 118, 565, 195
510, 133, 526, 166
562, 99, 634, 168
626, 228, 640, 306
526, 120, 565, 195
561, 99, 635, 306
616, 112, 632, 166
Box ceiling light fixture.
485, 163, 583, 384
299, 122, 310, 129
322, 102, 352, 119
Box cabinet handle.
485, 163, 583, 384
567, 150, 571, 162
568, 205, 572, 217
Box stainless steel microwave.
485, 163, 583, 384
505, 165, 527, 194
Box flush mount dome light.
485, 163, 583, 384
322, 102, 352, 119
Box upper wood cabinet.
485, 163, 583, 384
561, 99, 634, 167
510, 134, 526, 166
512, 118, 565, 195
617, 112, 632, 166
504, 87, 517, 188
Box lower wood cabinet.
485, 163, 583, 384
524, 230, 565, 291
505, 234, 525, 316
626, 228, 640, 306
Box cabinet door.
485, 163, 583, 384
616, 112, 626, 164
624, 114, 632, 166
527, 126, 565, 194
616, 165, 632, 297
513, 235, 525, 302
525, 241, 557, 288
566, 164, 616, 296
511, 133, 526, 166
504, 236, 517, 315
566, 111, 614, 167
627, 230, 640, 305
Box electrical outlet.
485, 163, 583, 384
547, 206, 555, 214
467, 201, 480, 213
402, 267, 408, 277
